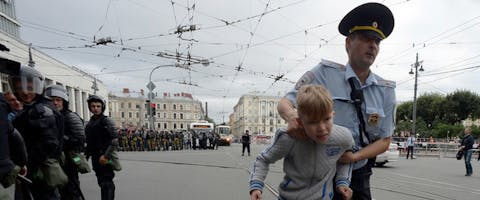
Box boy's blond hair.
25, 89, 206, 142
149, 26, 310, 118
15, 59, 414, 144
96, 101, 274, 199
296, 85, 333, 120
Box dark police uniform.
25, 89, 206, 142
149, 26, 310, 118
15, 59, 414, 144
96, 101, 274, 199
241, 131, 251, 156
284, 3, 395, 200
0, 93, 27, 200
13, 96, 64, 200
0, 57, 27, 200
46, 85, 87, 200
85, 95, 118, 200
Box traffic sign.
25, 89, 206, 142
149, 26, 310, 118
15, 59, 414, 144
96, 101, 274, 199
146, 81, 156, 90
148, 92, 155, 99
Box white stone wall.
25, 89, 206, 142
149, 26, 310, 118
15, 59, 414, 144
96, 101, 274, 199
0, 32, 109, 120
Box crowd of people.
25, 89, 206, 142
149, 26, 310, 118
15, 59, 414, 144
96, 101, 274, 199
1, 64, 120, 200
117, 128, 221, 151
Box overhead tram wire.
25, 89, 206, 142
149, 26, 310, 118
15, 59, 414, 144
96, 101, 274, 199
94, 0, 113, 41
125, 0, 311, 42
222, 0, 273, 101
378, 14, 480, 65
209, 19, 337, 60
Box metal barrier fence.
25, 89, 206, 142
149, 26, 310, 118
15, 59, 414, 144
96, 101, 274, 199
397, 142, 479, 159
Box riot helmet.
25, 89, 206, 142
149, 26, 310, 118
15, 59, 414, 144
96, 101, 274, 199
87, 94, 106, 113
44, 84, 69, 102
8, 65, 44, 103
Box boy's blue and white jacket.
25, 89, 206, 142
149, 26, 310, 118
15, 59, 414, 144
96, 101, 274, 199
249, 125, 354, 200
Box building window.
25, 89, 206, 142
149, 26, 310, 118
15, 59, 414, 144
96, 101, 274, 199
129, 112, 132, 118
173, 113, 177, 119
163, 104, 167, 110
174, 123, 177, 129
164, 123, 167, 129
180, 113, 183, 119
121, 112, 124, 118
128, 102, 131, 109
164, 112, 166, 119
173, 104, 176, 110
158, 123, 161, 128
270, 119, 273, 125
136, 112, 139, 118
121, 103, 124, 109
180, 105, 183, 110
270, 127, 273, 132
180, 123, 184, 129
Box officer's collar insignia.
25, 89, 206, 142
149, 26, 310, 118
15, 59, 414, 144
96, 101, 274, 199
368, 113, 380, 126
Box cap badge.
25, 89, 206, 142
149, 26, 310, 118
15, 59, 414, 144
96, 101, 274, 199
372, 21, 378, 28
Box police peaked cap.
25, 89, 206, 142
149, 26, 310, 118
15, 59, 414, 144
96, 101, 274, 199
338, 2, 394, 40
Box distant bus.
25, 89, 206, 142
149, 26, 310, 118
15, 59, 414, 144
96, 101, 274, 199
189, 121, 214, 149
215, 125, 232, 146
189, 121, 214, 133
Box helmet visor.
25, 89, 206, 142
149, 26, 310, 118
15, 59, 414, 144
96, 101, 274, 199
9, 76, 44, 95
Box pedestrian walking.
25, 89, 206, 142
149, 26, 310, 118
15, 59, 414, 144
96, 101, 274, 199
278, 3, 396, 199
406, 132, 415, 159
459, 127, 474, 176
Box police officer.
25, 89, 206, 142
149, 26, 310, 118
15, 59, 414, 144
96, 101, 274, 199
9, 65, 64, 199
0, 92, 28, 200
278, 3, 396, 199
241, 130, 251, 156
0, 58, 27, 200
45, 84, 86, 200
3, 91, 23, 122
85, 95, 118, 200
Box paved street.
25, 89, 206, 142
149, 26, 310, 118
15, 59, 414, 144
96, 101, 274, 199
77, 143, 480, 200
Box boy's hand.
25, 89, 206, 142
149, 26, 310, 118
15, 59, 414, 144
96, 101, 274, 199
250, 189, 262, 200
336, 185, 353, 200
338, 151, 357, 164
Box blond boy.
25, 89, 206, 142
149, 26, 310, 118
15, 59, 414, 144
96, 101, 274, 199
249, 85, 354, 200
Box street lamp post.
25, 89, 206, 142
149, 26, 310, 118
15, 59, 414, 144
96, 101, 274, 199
409, 53, 424, 136
146, 61, 210, 130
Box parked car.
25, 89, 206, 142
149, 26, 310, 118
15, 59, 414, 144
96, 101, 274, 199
375, 143, 399, 167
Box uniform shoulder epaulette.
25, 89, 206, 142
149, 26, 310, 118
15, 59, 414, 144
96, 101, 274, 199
377, 78, 396, 88
320, 59, 346, 71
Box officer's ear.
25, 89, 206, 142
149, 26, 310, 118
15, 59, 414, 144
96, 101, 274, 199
345, 36, 352, 53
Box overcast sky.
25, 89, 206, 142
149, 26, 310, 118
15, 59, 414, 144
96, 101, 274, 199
14, 0, 480, 123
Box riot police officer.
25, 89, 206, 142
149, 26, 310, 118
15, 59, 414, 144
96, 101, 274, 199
0, 57, 27, 200
45, 84, 86, 200
9, 65, 64, 199
85, 95, 118, 200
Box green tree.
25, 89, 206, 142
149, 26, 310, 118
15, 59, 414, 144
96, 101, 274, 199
416, 93, 445, 126
443, 90, 480, 124
396, 101, 412, 122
